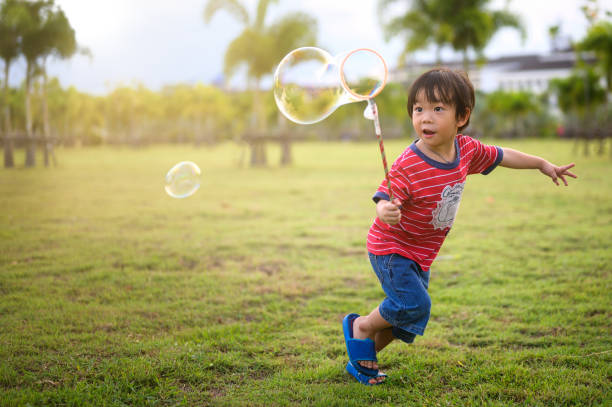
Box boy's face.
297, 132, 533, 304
411, 90, 469, 150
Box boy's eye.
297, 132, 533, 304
434, 106, 444, 112
414, 106, 423, 112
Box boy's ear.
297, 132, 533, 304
457, 108, 471, 128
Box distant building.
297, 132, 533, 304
390, 50, 598, 94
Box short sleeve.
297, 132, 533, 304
466, 137, 504, 175
372, 152, 412, 203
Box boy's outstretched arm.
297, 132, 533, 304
500, 148, 578, 186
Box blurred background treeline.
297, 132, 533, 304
1, 0, 611, 168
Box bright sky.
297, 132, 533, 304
11, 0, 593, 94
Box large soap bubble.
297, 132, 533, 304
165, 161, 201, 199
274, 47, 387, 124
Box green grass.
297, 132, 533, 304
1, 139, 610, 406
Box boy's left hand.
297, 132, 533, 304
540, 162, 577, 186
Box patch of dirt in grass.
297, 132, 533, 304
136, 310, 160, 320
519, 326, 566, 338
302, 244, 364, 258
209, 387, 225, 399
465, 338, 496, 348
419, 337, 452, 350
339, 248, 364, 257
585, 309, 608, 318
246, 260, 286, 276
95, 323, 119, 333
278, 281, 315, 300
179, 257, 199, 270
343, 278, 365, 289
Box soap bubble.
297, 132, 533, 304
165, 161, 201, 199
274, 47, 387, 125
340, 48, 387, 100
273, 47, 342, 124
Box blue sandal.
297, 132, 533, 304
342, 313, 379, 377
346, 361, 387, 385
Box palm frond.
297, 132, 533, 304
491, 10, 525, 40
268, 12, 317, 62
254, 0, 279, 30
203, 0, 249, 26
224, 29, 275, 80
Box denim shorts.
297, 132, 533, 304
368, 252, 431, 344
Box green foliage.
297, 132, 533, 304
379, 0, 525, 66
0, 0, 28, 135
0, 0, 25, 65
485, 90, 539, 116
0, 140, 610, 405
577, 20, 612, 91
549, 68, 607, 115
472, 90, 557, 138
204, 0, 316, 85
20, 0, 76, 73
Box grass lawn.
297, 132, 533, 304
1, 139, 610, 406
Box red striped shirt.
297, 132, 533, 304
367, 134, 503, 271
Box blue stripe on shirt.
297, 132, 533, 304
482, 146, 504, 175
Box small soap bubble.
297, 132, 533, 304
165, 161, 201, 199
340, 49, 387, 100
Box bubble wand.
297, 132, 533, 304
365, 99, 393, 201
274, 47, 393, 200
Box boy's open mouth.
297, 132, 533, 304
422, 129, 436, 136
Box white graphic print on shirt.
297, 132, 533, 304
431, 182, 465, 230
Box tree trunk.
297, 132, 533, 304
25, 64, 36, 167
3, 64, 14, 168
582, 129, 590, 157
249, 83, 267, 167
462, 51, 470, 73
42, 71, 55, 167
248, 132, 267, 166
3, 132, 14, 168
278, 115, 292, 166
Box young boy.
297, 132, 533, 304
342, 67, 577, 385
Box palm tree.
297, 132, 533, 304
20, 0, 76, 167
449, 3, 524, 69
20, 0, 47, 166
38, 5, 76, 166
379, 0, 524, 70
379, 0, 453, 64
204, 0, 317, 166
0, 0, 27, 168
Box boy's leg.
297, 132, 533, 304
353, 306, 392, 371
375, 328, 395, 352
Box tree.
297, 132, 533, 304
449, 2, 524, 69
0, 0, 27, 167
577, 21, 612, 93
379, 0, 524, 69
39, 4, 76, 165
484, 90, 540, 137
20, 0, 76, 167
204, 0, 317, 166
550, 68, 607, 155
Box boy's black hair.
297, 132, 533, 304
407, 67, 475, 132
